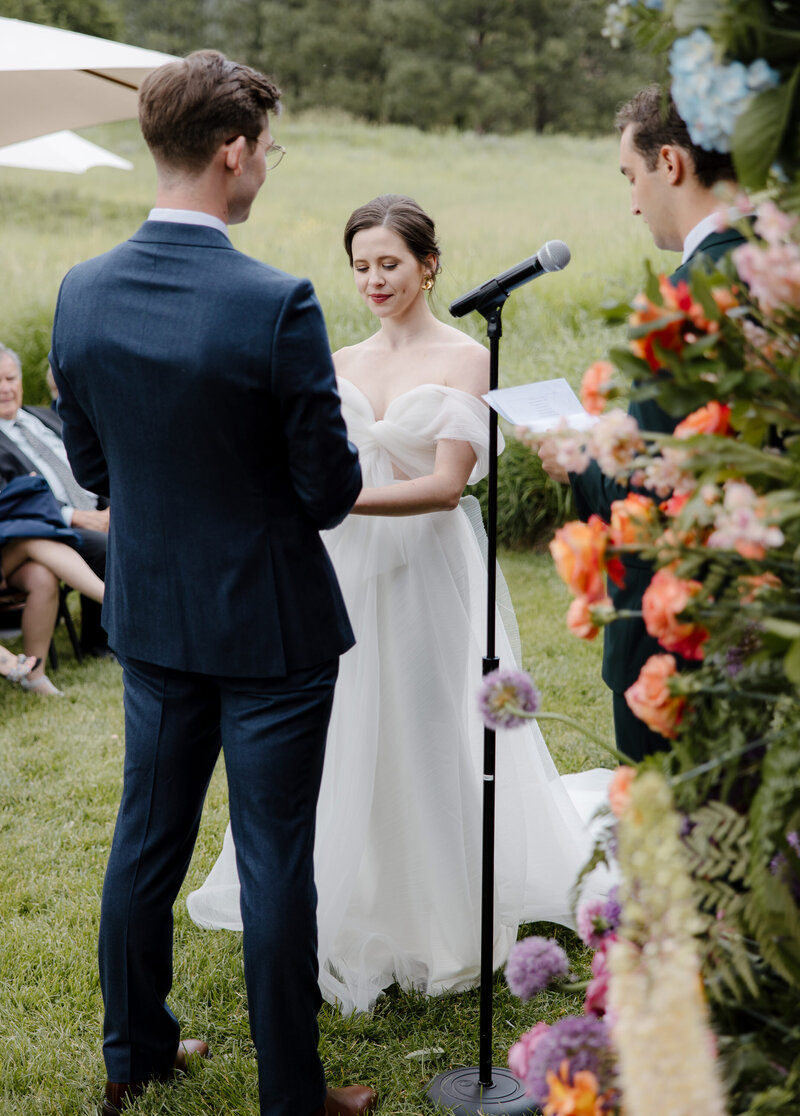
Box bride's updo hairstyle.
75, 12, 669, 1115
343, 194, 442, 287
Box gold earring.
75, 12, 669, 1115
421, 276, 434, 291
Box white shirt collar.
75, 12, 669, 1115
682, 208, 747, 264
147, 208, 229, 238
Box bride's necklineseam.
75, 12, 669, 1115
337, 379, 483, 423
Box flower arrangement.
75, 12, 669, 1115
508, 205, 800, 1110
487, 1, 800, 1111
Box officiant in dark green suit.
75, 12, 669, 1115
539, 85, 747, 761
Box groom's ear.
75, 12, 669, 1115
658, 143, 688, 186
223, 135, 248, 177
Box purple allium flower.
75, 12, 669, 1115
478, 668, 540, 730
788, 831, 800, 856
506, 936, 569, 1000
576, 887, 621, 949
524, 1015, 618, 1106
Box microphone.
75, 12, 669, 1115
449, 240, 571, 318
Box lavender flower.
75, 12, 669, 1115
577, 887, 622, 949
478, 668, 540, 730
524, 1015, 618, 1105
505, 936, 569, 1000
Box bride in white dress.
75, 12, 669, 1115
187, 195, 612, 1016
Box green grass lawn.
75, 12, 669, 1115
0, 550, 612, 1115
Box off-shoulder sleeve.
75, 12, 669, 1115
425, 387, 504, 484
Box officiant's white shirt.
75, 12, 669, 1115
148, 208, 229, 238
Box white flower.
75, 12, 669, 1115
608, 772, 727, 1116
588, 409, 643, 479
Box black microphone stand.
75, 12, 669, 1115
425, 291, 537, 1116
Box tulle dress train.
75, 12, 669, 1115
187, 381, 612, 1015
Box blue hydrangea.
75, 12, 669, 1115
670, 28, 780, 153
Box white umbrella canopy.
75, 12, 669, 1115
0, 129, 133, 173
0, 17, 177, 146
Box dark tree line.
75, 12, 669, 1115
0, 0, 664, 135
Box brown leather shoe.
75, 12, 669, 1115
322, 1084, 379, 1116
101, 1039, 209, 1114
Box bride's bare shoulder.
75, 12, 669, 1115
332, 336, 378, 375
438, 324, 490, 397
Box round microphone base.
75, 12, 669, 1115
425, 1066, 539, 1115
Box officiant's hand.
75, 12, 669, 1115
72, 507, 110, 533
537, 438, 570, 485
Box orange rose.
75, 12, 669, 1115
674, 401, 732, 440
629, 292, 684, 371
550, 516, 611, 600
630, 276, 723, 371
624, 654, 686, 739
566, 595, 613, 641
608, 764, 636, 818
660, 274, 718, 334
642, 568, 709, 661
711, 285, 739, 314
609, 492, 658, 547
659, 491, 690, 518
737, 572, 781, 602
580, 360, 613, 417
544, 1062, 607, 1116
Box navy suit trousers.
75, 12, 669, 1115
99, 655, 337, 1115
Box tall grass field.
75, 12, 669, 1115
0, 114, 667, 1115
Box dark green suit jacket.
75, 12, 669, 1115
571, 226, 746, 694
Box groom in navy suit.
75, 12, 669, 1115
50, 50, 375, 1116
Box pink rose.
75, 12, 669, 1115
508, 1021, 550, 1080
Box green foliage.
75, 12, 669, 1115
3, 305, 57, 406
468, 433, 575, 550
0, 0, 122, 37
113, 0, 663, 136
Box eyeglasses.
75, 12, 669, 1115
253, 138, 286, 170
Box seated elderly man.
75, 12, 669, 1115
0, 342, 109, 657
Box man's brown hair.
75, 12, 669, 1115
139, 49, 281, 173
615, 83, 736, 189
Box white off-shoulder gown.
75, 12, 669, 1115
187, 381, 612, 1015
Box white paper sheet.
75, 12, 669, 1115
483, 378, 597, 433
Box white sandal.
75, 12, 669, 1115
0, 651, 39, 685
20, 674, 64, 697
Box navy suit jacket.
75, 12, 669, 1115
50, 221, 362, 677
571, 227, 746, 692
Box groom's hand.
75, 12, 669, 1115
536, 437, 570, 485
